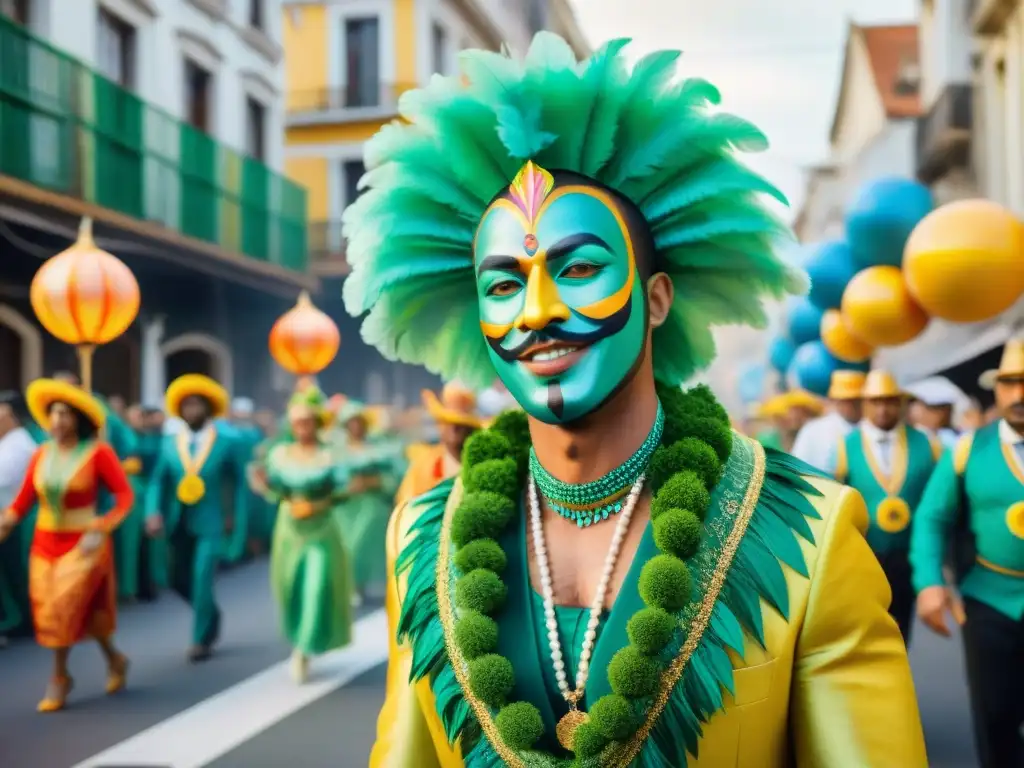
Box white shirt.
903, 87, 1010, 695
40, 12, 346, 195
184, 424, 215, 456
999, 419, 1024, 475
860, 420, 898, 475
0, 427, 37, 508
792, 411, 856, 473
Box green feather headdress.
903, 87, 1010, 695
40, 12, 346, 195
343, 33, 808, 388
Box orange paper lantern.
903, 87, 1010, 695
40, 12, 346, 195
904, 199, 1024, 323
820, 309, 873, 363
841, 266, 929, 348
269, 291, 340, 375
30, 218, 140, 346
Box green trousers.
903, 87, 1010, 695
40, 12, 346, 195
113, 478, 146, 599
169, 525, 222, 647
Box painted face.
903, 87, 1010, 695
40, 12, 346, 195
474, 162, 647, 423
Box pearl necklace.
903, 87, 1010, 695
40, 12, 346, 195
528, 471, 646, 751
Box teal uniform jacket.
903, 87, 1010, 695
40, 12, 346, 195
911, 422, 1024, 619
145, 424, 248, 645
233, 423, 274, 545
836, 424, 939, 554
137, 430, 169, 587
97, 401, 144, 599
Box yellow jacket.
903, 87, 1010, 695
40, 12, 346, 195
371, 436, 927, 768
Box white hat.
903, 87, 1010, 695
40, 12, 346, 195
903, 377, 968, 409
231, 397, 255, 416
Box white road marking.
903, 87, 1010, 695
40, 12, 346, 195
72, 608, 389, 768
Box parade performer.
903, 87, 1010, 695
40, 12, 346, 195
833, 370, 939, 642
346, 33, 926, 767
53, 372, 145, 600
791, 370, 864, 472
145, 374, 247, 662
231, 397, 274, 555
396, 383, 487, 507
261, 387, 352, 683
905, 376, 965, 451
334, 401, 401, 605
0, 390, 37, 641
912, 339, 1024, 767
0, 379, 132, 712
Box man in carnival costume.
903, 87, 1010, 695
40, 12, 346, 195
396, 383, 487, 507
145, 374, 247, 662
791, 370, 864, 473
832, 370, 940, 642
912, 339, 1024, 767
349, 34, 926, 768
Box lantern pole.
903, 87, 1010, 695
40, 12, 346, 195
78, 344, 96, 393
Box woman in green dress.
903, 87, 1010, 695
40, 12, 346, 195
262, 389, 352, 683
332, 402, 402, 606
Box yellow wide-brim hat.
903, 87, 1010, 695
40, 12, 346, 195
26, 379, 106, 431
422, 383, 486, 430
861, 370, 905, 399
783, 389, 825, 415
165, 374, 229, 419
828, 370, 867, 400
754, 394, 790, 419
980, 339, 1024, 390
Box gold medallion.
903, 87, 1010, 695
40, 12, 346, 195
876, 496, 911, 533
290, 499, 316, 520
1006, 502, 1024, 539
176, 474, 207, 505
556, 709, 588, 751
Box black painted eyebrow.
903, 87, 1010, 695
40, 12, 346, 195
477, 254, 521, 274
546, 233, 610, 264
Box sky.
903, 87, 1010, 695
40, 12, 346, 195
565, 0, 918, 408
568, 0, 918, 221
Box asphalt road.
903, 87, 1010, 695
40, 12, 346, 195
0, 560, 980, 768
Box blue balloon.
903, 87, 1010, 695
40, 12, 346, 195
805, 240, 858, 310
768, 336, 797, 373
788, 341, 870, 396
846, 177, 934, 269
786, 297, 824, 346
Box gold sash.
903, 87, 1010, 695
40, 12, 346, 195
862, 426, 910, 532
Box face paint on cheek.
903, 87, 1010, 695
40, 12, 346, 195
474, 166, 650, 424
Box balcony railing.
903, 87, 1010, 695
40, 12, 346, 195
308, 220, 349, 275
0, 16, 308, 273
286, 83, 417, 117
915, 84, 972, 184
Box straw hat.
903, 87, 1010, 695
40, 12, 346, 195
979, 339, 1024, 390
861, 370, 904, 400
165, 374, 229, 418
422, 382, 486, 429
827, 371, 866, 400
26, 379, 106, 431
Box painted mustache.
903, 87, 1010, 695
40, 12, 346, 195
486, 301, 633, 363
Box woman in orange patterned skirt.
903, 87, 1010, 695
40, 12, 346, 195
0, 379, 134, 712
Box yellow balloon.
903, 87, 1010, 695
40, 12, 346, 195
820, 309, 873, 363
841, 266, 929, 347
904, 199, 1024, 323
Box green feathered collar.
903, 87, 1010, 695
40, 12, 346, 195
397, 435, 824, 767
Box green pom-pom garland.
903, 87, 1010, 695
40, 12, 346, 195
446, 383, 732, 763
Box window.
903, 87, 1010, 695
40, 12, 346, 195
245, 96, 265, 160
432, 22, 447, 75
344, 17, 380, 107
97, 8, 136, 88
249, 0, 263, 30
184, 58, 212, 132
0, 0, 30, 25
342, 159, 366, 207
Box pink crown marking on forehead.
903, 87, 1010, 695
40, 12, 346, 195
508, 161, 554, 228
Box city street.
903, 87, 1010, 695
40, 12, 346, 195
0, 560, 979, 768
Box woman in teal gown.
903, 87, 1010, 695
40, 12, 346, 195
331, 402, 402, 605
262, 388, 352, 683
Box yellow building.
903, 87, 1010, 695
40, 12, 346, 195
281, 0, 589, 275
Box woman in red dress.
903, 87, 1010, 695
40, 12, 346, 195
0, 379, 134, 712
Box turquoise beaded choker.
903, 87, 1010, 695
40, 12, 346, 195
528, 401, 665, 527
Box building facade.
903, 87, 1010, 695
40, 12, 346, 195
0, 0, 309, 407
280, 0, 589, 403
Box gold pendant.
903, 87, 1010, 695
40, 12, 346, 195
556, 708, 589, 751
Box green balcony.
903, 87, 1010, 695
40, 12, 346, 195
0, 16, 308, 273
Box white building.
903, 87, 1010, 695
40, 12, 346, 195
9, 0, 286, 172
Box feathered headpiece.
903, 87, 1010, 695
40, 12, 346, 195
343, 33, 808, 388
